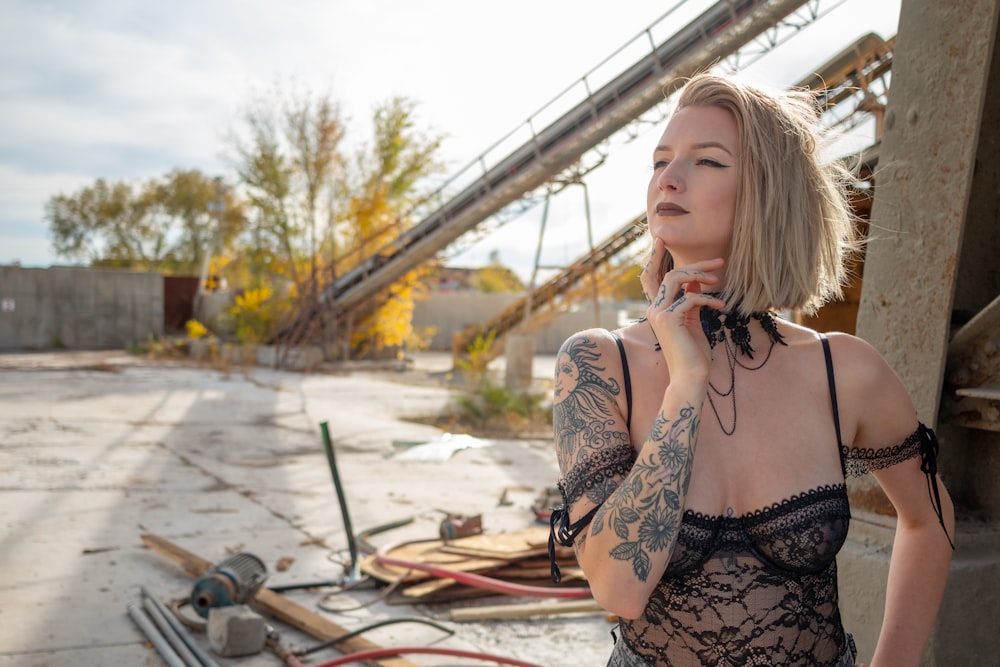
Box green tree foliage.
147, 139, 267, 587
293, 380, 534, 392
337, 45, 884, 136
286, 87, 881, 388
45, 171, 243, 274
153, 170, 244, 274
228, 83, 348, 286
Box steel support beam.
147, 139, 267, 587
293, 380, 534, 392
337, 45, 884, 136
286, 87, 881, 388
328, 0, 811, 313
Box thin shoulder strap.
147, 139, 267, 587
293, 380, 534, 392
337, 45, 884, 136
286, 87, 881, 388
820, 334, 846, 477
610, 331, 632, 432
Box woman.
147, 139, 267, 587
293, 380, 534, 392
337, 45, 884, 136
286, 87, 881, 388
548, 73, 954, 667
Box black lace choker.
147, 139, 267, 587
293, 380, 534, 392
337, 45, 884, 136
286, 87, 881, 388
700, 307, 785, 358
644, 303, 787, 435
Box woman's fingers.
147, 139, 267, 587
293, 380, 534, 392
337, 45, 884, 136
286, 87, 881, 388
653, 258, 725, 307
646, 259, 726, 356
648, 288, 723, 319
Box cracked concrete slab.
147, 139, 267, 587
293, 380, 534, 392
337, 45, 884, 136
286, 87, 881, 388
0, 351, 612, 667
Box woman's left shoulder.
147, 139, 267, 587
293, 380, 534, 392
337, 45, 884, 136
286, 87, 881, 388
780, 324, 890, 383
819, 331, 901, 389
815, 331, 919, 443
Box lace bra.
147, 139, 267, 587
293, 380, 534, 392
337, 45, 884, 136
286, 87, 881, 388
664, 484, 849, 578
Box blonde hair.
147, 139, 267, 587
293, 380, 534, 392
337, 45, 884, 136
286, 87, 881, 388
654, 73, 859, 314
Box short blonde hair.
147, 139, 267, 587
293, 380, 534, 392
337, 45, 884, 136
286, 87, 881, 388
654, 73, 859, 314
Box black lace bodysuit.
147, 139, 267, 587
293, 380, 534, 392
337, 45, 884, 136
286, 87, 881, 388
549, 335, 949, 667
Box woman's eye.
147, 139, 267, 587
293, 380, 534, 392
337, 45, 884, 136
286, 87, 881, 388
652, 159, 669, 170
698, 158, 725, 167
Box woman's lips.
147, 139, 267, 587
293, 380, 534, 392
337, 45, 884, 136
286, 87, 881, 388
656, 202, 688, 215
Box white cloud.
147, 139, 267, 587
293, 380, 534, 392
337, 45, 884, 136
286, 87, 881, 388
0, 0, 900, 270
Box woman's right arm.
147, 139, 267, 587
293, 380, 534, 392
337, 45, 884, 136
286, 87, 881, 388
554, 259, 723, 618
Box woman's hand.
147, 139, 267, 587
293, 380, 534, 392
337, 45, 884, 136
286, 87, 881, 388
644, 248, 725, 386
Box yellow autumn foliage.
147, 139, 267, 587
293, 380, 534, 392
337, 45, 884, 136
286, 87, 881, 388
227, 285, 292, 344
185, 319, 210, 340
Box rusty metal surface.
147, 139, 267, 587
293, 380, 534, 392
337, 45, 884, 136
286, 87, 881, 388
163, 276, 199, 334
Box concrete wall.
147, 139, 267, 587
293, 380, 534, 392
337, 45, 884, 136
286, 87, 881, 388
412, 291, 644, 354
850, 0, 1000, 664
0, 266, 163, 351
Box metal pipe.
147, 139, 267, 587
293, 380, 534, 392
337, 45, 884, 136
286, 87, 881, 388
141, 596, 203, 667
127, 603, 189, 667
142, 588, 222, 667
320, 421, 360, 582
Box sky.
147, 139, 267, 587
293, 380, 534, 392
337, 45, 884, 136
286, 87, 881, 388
0, 0, 902, 282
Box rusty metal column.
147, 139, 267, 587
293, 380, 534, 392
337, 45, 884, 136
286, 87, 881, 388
848, 1, 1000, 665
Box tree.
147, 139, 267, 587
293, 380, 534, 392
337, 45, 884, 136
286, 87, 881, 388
286, 91, 344, 282
230, 92, 298, 283
47, 179, 149, 266
340, 97, 446, 356
471, 251, 524, 294
46, 171, 242, 274
150, 170, 244, 275
228, 83, 346, 286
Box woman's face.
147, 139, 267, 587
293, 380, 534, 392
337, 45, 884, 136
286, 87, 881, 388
646, 104, 740, 268
553, 352, 580, 402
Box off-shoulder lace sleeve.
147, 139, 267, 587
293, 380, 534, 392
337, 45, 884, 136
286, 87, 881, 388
842, 423, 954, 549
841, 427, 923, 477
548, 441, 636, 582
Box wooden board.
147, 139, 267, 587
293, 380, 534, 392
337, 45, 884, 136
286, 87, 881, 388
140, 534, 419, 667
436, 525, 553, 559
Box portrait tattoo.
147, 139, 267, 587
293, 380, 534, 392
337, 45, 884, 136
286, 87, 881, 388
553, 336, 633, 510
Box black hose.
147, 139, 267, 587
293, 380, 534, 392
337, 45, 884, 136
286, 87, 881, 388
293, 617, 455, 657
356, 516, 415, 555
267, 579, 345, 593
320, 421, 359, 581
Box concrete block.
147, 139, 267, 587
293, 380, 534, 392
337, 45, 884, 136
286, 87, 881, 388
207, 605, 267, 657
504, 334, 535, 391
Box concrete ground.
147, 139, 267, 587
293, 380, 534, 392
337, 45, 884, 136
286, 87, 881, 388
0, 350, 614, 667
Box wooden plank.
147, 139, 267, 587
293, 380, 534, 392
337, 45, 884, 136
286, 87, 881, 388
140, 534, 419, 667
449, 599, 605, 622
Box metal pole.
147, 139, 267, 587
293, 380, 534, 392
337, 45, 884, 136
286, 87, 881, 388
141, 597, 204, 667
320, 421, 360, 582
141, 588, 222, 667
127, 603, 189, 667
522, 192, 552, 329
581, 181, 601, 328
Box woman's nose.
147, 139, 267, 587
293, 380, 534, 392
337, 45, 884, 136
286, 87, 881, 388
658, 163, 683, 192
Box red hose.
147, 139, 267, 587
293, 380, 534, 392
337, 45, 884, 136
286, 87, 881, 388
374, 539, 592, 599
310, 645, 544, 667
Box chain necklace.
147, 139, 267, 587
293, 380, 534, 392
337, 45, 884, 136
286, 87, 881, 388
643, 304, 786, 435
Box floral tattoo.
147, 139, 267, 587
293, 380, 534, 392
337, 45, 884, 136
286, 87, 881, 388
591, 404, 698, 582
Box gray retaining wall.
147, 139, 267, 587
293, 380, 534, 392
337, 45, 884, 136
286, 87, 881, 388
0, 266, 163, 351
412, 291, 644, 354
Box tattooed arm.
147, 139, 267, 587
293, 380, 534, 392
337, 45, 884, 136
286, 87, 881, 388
553, 329, 709, 619
554, 259, 723, 618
